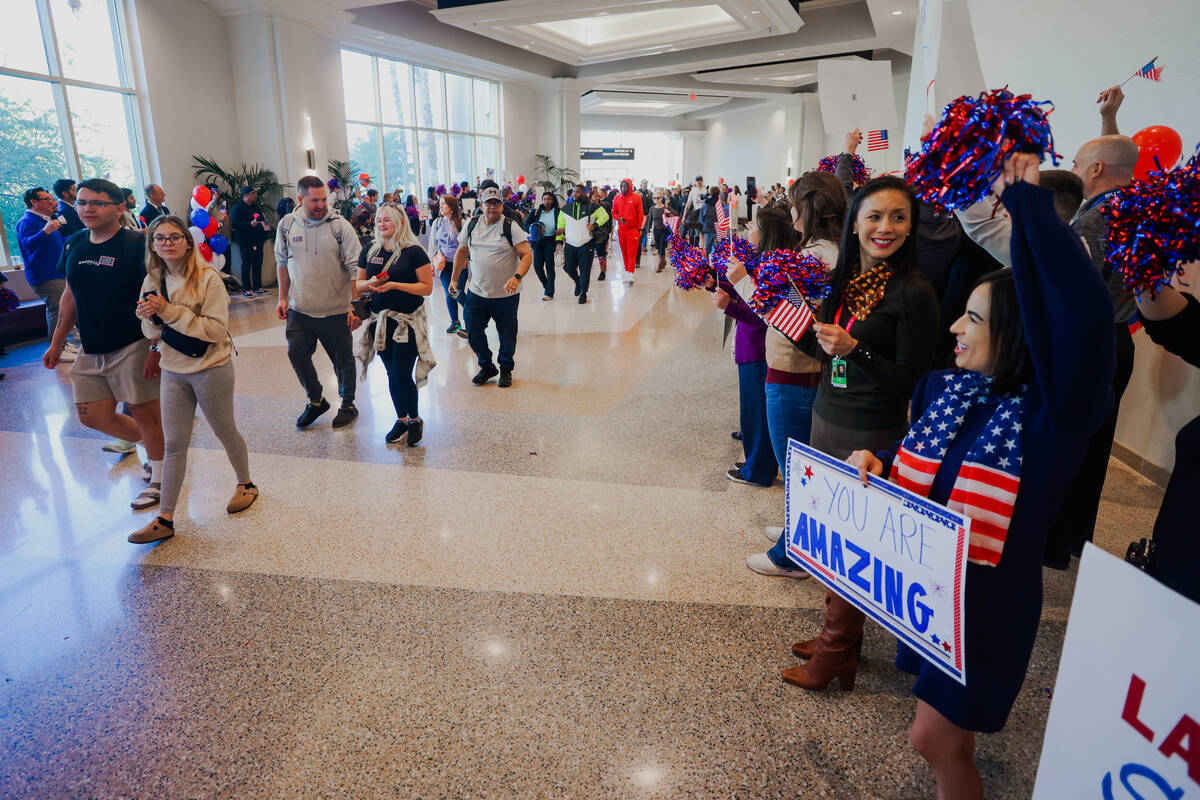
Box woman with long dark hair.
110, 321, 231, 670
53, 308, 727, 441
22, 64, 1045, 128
429, 194, 467, 336
845, 155, 1116, 798
712, 205, 798, 487
778, 175, 940, 688
747, 174, 847, 576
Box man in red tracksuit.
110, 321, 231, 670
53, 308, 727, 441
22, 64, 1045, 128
611, 179, 644, 287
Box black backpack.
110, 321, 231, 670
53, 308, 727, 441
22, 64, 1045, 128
464, 215, 518, 249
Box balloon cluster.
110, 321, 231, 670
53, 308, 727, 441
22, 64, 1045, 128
188, 185, 229, 269
906, 88, 1060, 211
668, 234, 711, 290
1103, 144, 1200, 298
327, 178, 341, 192
744, 249, 830, 313
817, 153, 871, 185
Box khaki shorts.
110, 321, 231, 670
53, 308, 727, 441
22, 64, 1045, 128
70, 338, 161, 406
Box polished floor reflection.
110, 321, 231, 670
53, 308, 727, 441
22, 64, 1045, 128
0, 260, 1164, 798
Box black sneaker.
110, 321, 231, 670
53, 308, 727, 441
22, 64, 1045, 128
332, 404, 358, 428
456, 327, 469, 340
472, 364, 499, 385
406, 418, 424, 446
296, 398, 330, 428
573, 282, 580, 297
578, 292, 587, 304
385, 419, 409, 444
445, 323, 457, 334
598, 271, 606, 281
498, 370, 513, 388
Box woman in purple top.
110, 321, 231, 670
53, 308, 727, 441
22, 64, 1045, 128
711, 207, 799, 487
429, 194, 467, 337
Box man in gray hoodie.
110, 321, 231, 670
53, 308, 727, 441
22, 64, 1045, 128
275, 175, 363, 428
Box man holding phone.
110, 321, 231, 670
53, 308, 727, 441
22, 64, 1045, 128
42, 178, 165, 512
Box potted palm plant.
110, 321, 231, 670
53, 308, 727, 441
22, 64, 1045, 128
191, 157, 290, 226
532, 154, 579, 200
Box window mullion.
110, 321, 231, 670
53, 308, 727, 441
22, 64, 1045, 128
35, 0, 61, 76
52, 82, 82, 181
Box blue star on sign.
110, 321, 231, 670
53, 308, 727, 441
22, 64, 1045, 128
931, 633, 940, 646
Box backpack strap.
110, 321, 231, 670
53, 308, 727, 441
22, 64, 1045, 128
464, 216, 517, 250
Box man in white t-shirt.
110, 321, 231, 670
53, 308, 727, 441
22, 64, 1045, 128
687, 176, 706, 212
449, 187, 533, 388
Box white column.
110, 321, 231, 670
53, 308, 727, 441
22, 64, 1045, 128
536, 78, 582, 178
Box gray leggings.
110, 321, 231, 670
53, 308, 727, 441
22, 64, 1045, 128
160, 361, 251, 516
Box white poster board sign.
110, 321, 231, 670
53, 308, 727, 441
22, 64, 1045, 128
816, 59, 899, 135
1033, 544, 1200, 799
785, 440, 970, 684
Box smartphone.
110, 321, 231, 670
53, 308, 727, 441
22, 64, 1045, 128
142, 290, 158, 300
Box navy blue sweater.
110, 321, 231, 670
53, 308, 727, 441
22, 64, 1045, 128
882, 182, 1116, 732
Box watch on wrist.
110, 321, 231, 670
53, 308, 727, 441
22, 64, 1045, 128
513, 273, 523, 281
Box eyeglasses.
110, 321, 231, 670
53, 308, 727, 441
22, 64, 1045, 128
74, 200, 120, 208
151, 234, 186, 245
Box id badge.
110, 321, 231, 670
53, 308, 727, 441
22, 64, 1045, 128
830, 356, 848, 388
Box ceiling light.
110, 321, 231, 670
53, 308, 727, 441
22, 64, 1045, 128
597, 11, 608, 15
751, 9, 760, 13
892, 9, 903, 14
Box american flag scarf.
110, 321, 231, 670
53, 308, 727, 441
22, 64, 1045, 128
889, 371, 1026, 566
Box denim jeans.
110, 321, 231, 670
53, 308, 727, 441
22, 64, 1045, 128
736, 360, 777, 486
765, 382, 817, 567
438, 266, 467, 325
463, 291, 520, 371
531, 238, 557, 296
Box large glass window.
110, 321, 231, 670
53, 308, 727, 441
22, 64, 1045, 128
0, 0, 146, 266
340, 48, 502, 197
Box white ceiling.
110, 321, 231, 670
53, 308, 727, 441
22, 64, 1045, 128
342, 0, 918, 120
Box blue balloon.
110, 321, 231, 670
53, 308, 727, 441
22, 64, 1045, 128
209, 234, 229, 255
190, 208, 210, 229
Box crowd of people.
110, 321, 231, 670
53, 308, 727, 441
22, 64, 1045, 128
11, 79, 1197, 798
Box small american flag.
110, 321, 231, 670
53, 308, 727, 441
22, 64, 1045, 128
890, 374, 1024, 566
1136, 58, 1164, 81
866, 130, 888, 151
715, 200, 730, 240
764, 287, 813, 343
665, 215, 679, 234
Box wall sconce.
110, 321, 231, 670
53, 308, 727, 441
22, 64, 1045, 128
303, 114, 316, 174
306, 149, 316, 169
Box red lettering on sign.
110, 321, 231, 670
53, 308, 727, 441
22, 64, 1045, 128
1158, 714, 1200, 785
1121, 674, 1156, 742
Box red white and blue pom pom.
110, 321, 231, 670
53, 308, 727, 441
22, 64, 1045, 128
0, 286, 19, 314
745, 249, 830, 313
818, 153, 871, 185
668, 234, 711, 290
1104, 144, 1200, 298
730, 234, 759, 272
907, 88, 1060, 211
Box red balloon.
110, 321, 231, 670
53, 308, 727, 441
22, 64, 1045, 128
203, 217, 218, 237
192, 185, 212, 206
198, 242, 213, 260
517, 174, 525, 184
1131, 125, 1183, 181
358, 173, 370, 182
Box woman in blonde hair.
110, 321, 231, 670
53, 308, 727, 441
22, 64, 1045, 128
354, 203, 435, 445
129, 216, 257, 544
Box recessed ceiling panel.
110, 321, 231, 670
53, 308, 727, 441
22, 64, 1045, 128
580, 90, 731, 117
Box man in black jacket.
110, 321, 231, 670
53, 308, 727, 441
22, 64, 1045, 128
139, 184, 170, 226
52, 179, 84, 236
230, 186, 270, 296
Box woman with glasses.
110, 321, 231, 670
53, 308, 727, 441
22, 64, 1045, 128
129, 216, 257, 544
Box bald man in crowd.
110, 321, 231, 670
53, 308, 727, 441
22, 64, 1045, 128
1047, 86, 1141, 567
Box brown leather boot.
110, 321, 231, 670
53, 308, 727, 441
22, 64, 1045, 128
656, 252, 665, 272
791, 633, 864, 660
782, 594, 865, 691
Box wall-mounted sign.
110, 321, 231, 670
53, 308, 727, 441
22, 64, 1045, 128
581, 147, 635, 160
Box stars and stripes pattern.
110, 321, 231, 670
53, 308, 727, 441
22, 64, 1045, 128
665, 214, 680, 234
889, 372, 1026, 567
867, 129, 889, 151
1136, 58, 1164, 81
764, 286, 814, 343
715, 198, 730, 240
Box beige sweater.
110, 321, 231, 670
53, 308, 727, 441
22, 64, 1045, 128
765, 239, 838, 374
140, 267, 233, 374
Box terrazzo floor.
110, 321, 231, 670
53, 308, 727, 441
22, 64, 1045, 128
0, 252, 1165, 799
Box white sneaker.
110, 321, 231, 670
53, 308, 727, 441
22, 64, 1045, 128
625, 276, 634, 286
102, 439, 138, 455
764, 525, 784, 543
746, 552, 809, 578
59, 343, 78, 363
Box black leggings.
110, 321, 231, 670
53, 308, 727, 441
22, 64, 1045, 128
380, 317, 419, 419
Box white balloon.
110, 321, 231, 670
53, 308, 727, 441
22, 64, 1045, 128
189, 225, 206, 243
190, 197, 206, 213
212, 253, 225, 270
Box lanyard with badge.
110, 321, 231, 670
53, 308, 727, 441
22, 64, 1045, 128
830, 305, 856, 389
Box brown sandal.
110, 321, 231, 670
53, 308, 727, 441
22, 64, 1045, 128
128, 517, 174, 544
227, 483, 259, 513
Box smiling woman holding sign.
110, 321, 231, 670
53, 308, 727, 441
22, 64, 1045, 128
844, 154, 1116, 798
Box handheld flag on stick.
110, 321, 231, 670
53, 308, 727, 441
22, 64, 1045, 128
1120, 57, 1163, 86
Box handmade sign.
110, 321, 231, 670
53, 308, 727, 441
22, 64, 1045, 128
785, 440, 970, 684
1033, 544, 1200, 799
